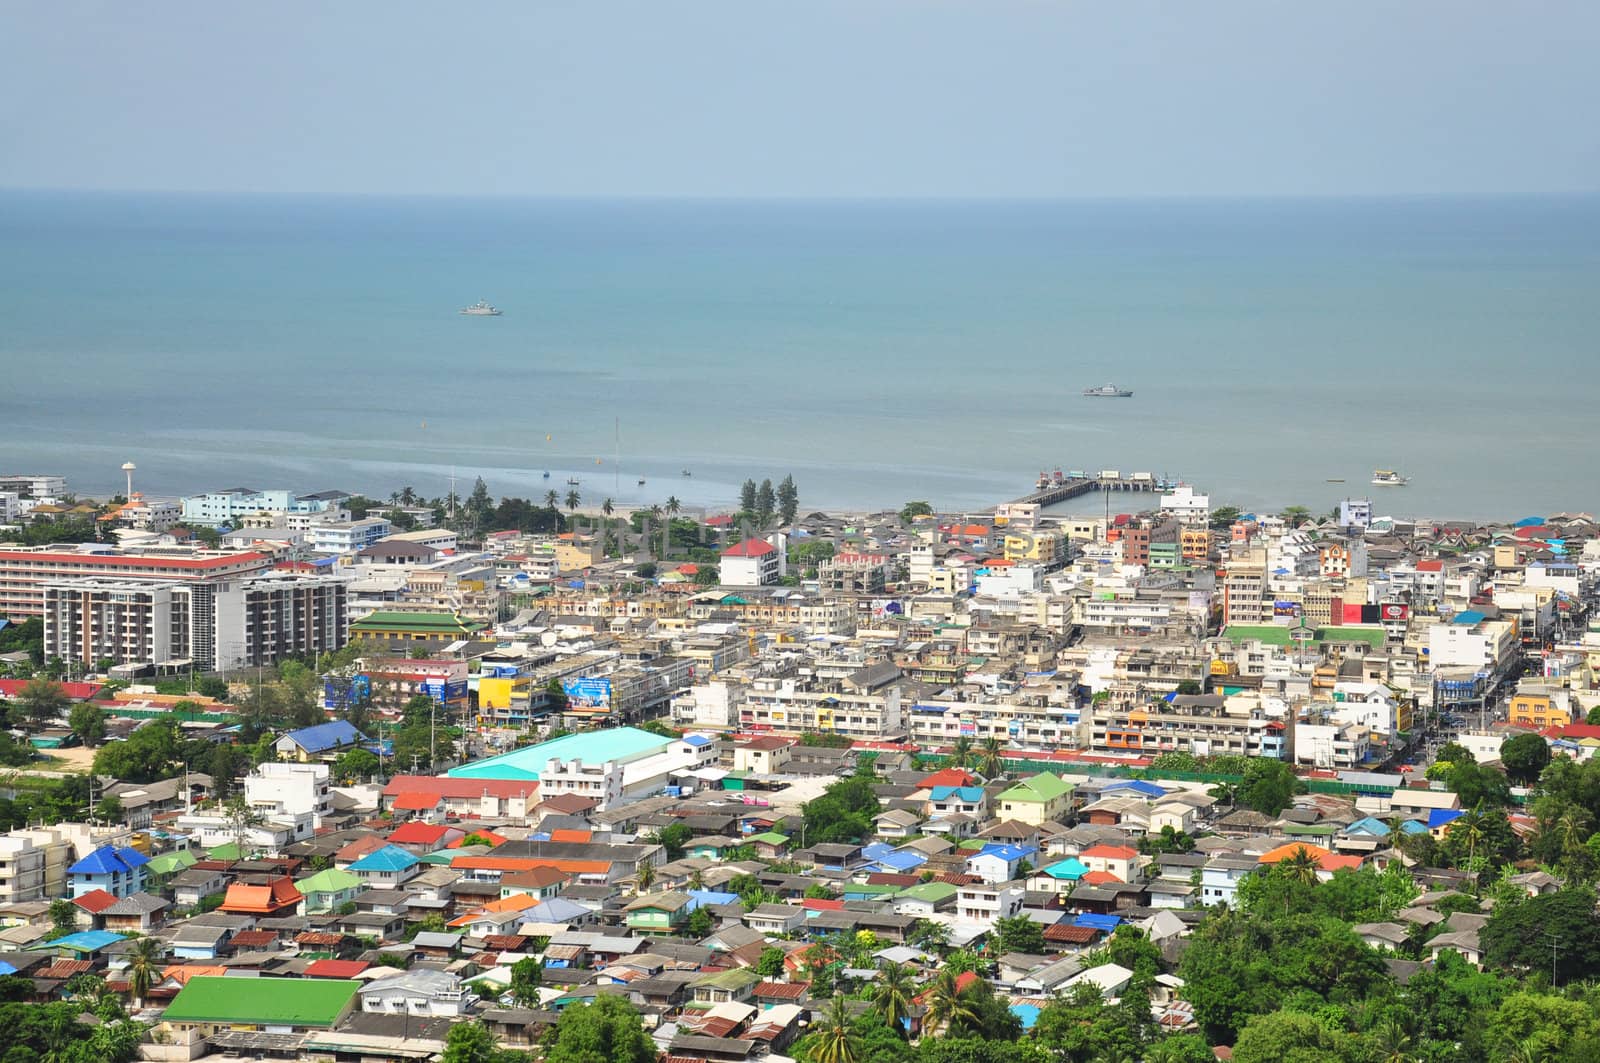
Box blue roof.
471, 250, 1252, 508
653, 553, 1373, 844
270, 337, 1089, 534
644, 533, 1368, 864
282, 720, 366, 754
350, 845, 420, 873
862, 843, 926, 872
1428, 808, 1466, 829
1451, 611, 1486, 626
1344, 816, 1391, 837
31, 930, 126, 954
0, 961, 14, 975
684, 735, 713, 747
1399, 820, 1430, 835
974, 843, 1034, 862
1514, 517, 1547, 527
686, 890, 739, 910
928, 786, 985, 803
68, 844, 150, 876
1073, 913, 1122, 931
1102, 779, 1168, 798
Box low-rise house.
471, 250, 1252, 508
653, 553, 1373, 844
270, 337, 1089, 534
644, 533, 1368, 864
276, 720, 368, 762
891, 882, 957, 918
101, 892, 169, 932
967, 844, 1034, 884
1079, 844, 1141, 884
873, 809, 923, 840
297, 867, 364, 914
625, 891, 692, 935
744, 903, 807, 935
360, 968, 472, 1017
219, 876, 304, 917
996, 773, 1076, 826
693, 967, 760, 1005
954, 880, 1025, 925
349, 845, 422, 887
67, 844, 149, 899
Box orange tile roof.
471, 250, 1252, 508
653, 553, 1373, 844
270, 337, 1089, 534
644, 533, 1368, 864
1257, 842, 1363, 872
163, 964, 227, 984
451, 855, 612, 875
219, 876, 304, 915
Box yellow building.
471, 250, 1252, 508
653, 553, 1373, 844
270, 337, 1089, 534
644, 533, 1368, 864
1509, 688, 1572, 729
1004, 530, 1065, 565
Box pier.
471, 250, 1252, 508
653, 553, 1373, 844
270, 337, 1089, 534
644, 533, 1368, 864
1009, 469, 1181, 507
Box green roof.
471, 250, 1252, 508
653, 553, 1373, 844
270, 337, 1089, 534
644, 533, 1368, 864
207, 842, 242, 861
896, 882, 957, 902
1220, 624, 1388, 649
999, 771, 1072, 803
747, 832, 791, 846
146, 850, 197, 876
448, 726, 672, 782
694, 967, 761, 990
349, 610, 484, 635
296, 868, 362, 894
162, 976, 359, 1027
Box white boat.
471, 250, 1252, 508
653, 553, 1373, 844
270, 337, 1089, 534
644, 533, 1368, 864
1083, 383, 1133, 398
1371, 469, 1409, 486
460, 300, 502, 316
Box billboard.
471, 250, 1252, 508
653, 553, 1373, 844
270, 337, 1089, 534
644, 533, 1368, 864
562, 676, 613, 710
1381, 603, 1410, 621
421, 679, 469, 703
1273, 601, 1300, 617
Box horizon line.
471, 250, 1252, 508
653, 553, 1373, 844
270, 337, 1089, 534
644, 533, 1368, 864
3, 184, 1598, 205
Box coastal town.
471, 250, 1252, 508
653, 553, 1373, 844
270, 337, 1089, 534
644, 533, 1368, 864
1, 468, 1598, 1062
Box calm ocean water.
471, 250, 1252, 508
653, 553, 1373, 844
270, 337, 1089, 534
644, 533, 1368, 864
2, 191, 1597, 519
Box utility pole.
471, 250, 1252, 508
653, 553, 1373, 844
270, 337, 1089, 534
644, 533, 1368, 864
1544, 930, 1563, 986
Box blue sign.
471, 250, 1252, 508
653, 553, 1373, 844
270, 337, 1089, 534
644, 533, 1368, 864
562, 676, 613, 709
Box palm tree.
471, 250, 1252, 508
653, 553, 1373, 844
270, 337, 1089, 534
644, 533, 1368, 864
1507, 1039, 1545, 1063
976, 736, 1005, 780
544, 489, 559, 511
949, 736, 973, 770
125, 935, 164, 1009
1373, 1017, 1415, 1063
1456, 801, 1489, 873
871, 961, 916, 1039
1283, 845, 1321, 888
808, 994, 858, 1063
634, 859, 656, 894
666, 496, 681, 516
687, 867, 706, 891
565, 489, 581, 514
400, 486, 418, 506
921, 967, 978, 1039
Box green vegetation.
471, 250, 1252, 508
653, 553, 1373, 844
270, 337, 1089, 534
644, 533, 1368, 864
539, 995, 655, 1063
801, 771, 881, 845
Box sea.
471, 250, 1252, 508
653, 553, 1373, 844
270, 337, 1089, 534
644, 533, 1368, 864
2, 190, 1598, 521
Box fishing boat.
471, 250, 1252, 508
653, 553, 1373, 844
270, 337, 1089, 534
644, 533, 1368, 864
460, 299, 502, 316
566, 477, 581, 486
1326, 478, 1345, 483
637, 477, 646, 486
1083, 383, 1134, 398
1371, 469, 1409, 487
542, 471, 550, 479
682, 469, 692, 477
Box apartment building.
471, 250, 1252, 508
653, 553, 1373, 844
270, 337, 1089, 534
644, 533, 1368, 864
0, 545, 271, 619
42, 571, 346, 671
308, 517, 393, 555
1090, 693, 1287, 760
180, 488, 347, 527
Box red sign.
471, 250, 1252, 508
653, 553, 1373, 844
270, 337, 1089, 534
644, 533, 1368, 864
1381, 604, 1410, 620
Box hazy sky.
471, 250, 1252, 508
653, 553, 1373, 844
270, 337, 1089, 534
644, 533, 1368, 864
3, 1, 1597, 198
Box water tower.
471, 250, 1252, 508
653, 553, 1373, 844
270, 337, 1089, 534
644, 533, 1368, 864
121, 462, 136, 500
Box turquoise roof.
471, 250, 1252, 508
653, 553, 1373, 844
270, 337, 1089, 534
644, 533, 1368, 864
31, 930, 125, 954
1041, 858, 1089, 880
349, 845, 420, 873
448, 726, 673, 781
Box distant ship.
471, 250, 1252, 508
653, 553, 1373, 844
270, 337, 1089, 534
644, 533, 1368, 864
681, 469, 692, 478
1083, 383, 1133, 398
1371, 469, 1409, 486
637, 477, 647, 486
460, 300, 502, 316
566, 477, 581, 486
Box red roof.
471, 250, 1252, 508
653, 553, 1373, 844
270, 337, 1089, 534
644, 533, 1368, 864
382, 775, 539, 801
73, 888, 119, 914
1043, 923, 1102, 944
449, 828, 509, 849
390, 792, 447, 811
754, 981, 808, 1000
723, 538, 776, 558
1552, 724, 1600, 741
227, 930, 279, 949
0, 549, 266, 569
1258, 843, 1363, 872
918, 767, 980, 789
1082, 870, 1124, 886
304, 958, 370, 978
799, 898, 846, 911
548, 829, 593, 844
219, 877, 304, 915
388, 822, 457, 846
1416, 560, 1444, 572
705, 515, 735, 527
0, 679, 104, 701
1081, 844, 1139, 860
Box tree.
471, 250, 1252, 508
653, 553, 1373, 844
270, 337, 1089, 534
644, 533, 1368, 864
1209, 506, 1242, 530
509, 956, 544, 1006
124, 936, 163, 1009
48, 899, 76, 935
1239, 758, 1303, 816
92, 715, 183, 783
806, 994, 859, 1063
1280, 505, 1311, 527
756, 946, 787, 979
801, 773, 881, 845
899, 500, 933, 524
541, 995, 656, 1063
68, 702, 105, 747
94, 795, 123, 825
923, 967, 979, 1039
16, 677, 69, 730
976, 736, 1005, 780
871, 960, 915, 1039
949, 735, 973, 769
1501, 733, 1551, 786
440, 1020, 501, 1063
993, 914, 1046, 955
1482, 886, 1600, 984
565, 489, 580, 514
739, 479, 758, 514
777, 475, 799, 526
1230, 1010, 1353, 1063
686, 906, 713, 937
633, 858, 655, 894
333, 747, 379, 784
756, 479, 776, 527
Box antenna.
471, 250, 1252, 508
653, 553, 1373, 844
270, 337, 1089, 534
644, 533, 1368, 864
614, 416, 620, 500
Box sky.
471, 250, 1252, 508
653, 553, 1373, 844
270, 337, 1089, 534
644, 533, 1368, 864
2, 1, 1598, 199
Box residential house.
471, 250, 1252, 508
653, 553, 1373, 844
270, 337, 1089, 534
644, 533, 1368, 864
67, 845, 149, 899
625, 891, 693, 936
996, 773, 1076, 826
275, 720, 368, 763
359, 968, 472, 1017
